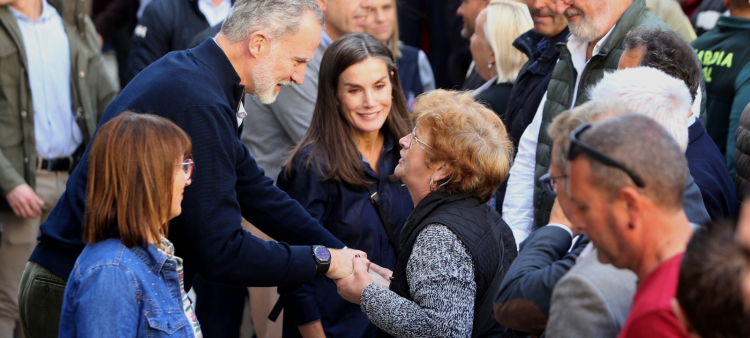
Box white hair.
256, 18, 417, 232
221, 0, 324, 43
588, 66, 691, 152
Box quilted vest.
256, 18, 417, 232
532, 0, 668, 229
382, 191, 516, 337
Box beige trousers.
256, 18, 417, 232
0, 170, 68, 338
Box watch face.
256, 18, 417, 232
314, 246, 331, 261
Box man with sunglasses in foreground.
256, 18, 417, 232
566, 113, 693, 337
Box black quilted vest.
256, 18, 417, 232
381, 191, 517, 338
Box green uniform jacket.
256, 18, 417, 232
0, 0, 117, 211
532, 0, 668, 229
692, 15, 750, 176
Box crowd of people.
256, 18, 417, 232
2, 0, 750, 337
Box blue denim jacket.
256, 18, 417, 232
60, 238, 197, 337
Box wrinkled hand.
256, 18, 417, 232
6, 184, 43, 218
549, 198, 578, 237
368, 262, 392, 288
335, 255, 373, 304
326, 248, 367, 279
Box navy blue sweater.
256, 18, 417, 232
31, 39, 344, 289
686, 120, 738, 220
276, 134, 413, 337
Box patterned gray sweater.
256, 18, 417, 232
360, 224, 476, 338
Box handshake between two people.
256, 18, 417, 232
328, 249, 392, 305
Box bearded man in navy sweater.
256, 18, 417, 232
16, 1, 365, 336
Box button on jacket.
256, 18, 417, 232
60, 238, 198, 337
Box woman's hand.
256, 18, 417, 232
335, 255, 374, 304
368, 262, 392, 288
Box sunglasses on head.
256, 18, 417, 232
567, 123, 645, 188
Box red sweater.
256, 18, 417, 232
617, 253, 690, 338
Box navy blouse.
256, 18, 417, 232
276, 133, 413, 338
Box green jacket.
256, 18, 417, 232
0, 0, 117, 210
532, 0, 667, 229
692, 15, 750, 176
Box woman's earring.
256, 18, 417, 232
429, 178, 435, 191
488, 61, 494, 70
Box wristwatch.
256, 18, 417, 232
311, 245, 331, 276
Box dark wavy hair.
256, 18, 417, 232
284, 33, 412, 188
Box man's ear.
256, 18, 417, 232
315, 0, 328, 12
247, 32, 271, 58
671, 298, 701, 338
619, 187, 642, 230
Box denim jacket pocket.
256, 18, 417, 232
145, 310, 188, 336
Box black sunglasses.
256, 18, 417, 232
567, 123, 645, 188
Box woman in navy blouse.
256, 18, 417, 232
276, 33, 413, 338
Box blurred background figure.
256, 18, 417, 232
673, 221, 750, 338
470, 0, 532, 124
126, 0, 234, 82
0, 0, 117, 336
277, 33, 413, 338
692, 0, 750, 177
365, 0, 435, 109
645, 0, 697, 41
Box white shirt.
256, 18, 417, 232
10, 0, 82, 159
502, 26, 616, 246
197, 0, 231, 27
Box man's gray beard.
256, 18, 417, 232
252, 55, 280, 104
566, 5, 615, 43
568, 19, 600, 42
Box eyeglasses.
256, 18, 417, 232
179, 158, 194, 181
408, 125, 432, 152
567, 124, 645, 188
539, 172, 568, 196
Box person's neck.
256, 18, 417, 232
354, 130, 384, 174
215, 33, 253, 89
324, 26, 343, 42
730, 8, 750, 19
585, 0, 633, 60
211, 0, 223, 6
544, 27, 566, 45
10, 0, 43, 21
631, 209, 692, 281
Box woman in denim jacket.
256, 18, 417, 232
59, 112, 199, 337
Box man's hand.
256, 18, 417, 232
5, 184, 43, 218
549, 198, 578, 237
335, 255, 373, 304
298, 320, 326, 338
326, 248, 367, 279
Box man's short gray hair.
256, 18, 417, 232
576, 114, 688, 210
548, 100, 627, 176
589, 67, 691, 152
221, 0, 325, 43
623, 25, 701, 102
